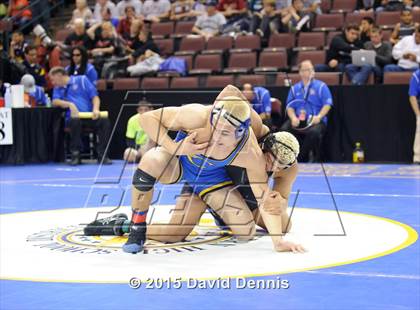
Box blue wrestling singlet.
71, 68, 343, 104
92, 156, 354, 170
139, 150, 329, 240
174, 130, 249, 198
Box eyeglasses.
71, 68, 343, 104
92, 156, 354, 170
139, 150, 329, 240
72, 53, 81, 57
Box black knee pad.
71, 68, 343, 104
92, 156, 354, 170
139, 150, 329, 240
133, 168, 156, 192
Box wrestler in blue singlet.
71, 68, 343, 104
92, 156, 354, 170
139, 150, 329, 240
174, 129, 250, 198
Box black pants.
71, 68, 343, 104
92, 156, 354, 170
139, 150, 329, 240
280, 120, 326, 162
67, 118, 111, 158
250, 15, 281, 39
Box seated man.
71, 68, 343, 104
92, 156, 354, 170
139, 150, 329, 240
364, 26, 393, 83
251, 0, 281, 41
9, 31, 27, 63
384, 25, 420, 72
192, 1, 226, 40
49, 66, 111, 165
282, 60, 332, 162
242, 83, 273, 127
281, 0, 311, 33
124, 101, 155, 162
23, 45, 46, 88
87, 21, 120, 76
217, 0, 248, 23
20, 74, 49, 107
390, 9, 418, 45
142, 0, 171, 23
116, 0, 142, 17
315, 24, 363, 76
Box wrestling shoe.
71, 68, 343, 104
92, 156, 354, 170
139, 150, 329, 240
83, 213, 128, 236
122, 222, 146, 254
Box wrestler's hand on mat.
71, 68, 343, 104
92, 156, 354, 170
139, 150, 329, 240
262, 191, 286, 216
176, 132, 209, 156
275, 240, 306, 253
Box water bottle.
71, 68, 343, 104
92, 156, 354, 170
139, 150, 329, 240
353, 142, 365, 163
45, 94, 51, 107
4, 83, 12, 108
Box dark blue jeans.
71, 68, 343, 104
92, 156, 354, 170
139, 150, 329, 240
345, 64, 373, 85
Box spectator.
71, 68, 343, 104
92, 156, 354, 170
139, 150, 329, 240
101, 7, 120, 28
68, 0, 93, 28
406, 0, 420, 10
131, 30, 160, 62
123, 101, 155, 163
356, 0, 381, 12
282, 60, 333, 162
8, 0, 32, 28
316, 24, 363, 74
66, 46, 98, 85
142, 0, 171, 23
302, 0, 321, 15
116, 0, 143, 17
390, 9, 418, 45
376, 0, 405, 12
49, 67, 112, 166
20, 74, 49, 107
9, 31, 27, 63
217, 0, 248, 22
87, 21, 120, 74
64, 18, 91, 48
192, 1, 226, 39
360, 16, 375, 44
23, 45, 46, 88
242, 83, 273, 126
251, 0, 282, 40
274, 0, 291, 15
281, 0, 311, 33
409, 69, 420, 163
117, 6, 139, 38
364, 26, 393, 82
384, 25, 420, 72
93, 0, 118, 23
170, 0, 202, 21
123, 19, 143, 53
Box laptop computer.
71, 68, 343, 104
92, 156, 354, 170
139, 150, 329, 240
351, 50, 376, 66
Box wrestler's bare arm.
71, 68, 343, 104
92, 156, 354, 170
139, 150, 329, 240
232, 132, 304, 252
271, 163, 298, 200
139, 104, 210, 155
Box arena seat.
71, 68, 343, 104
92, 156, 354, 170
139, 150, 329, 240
189, 54, 222, 75
174, 36, 206, 56
151, 22, 174, 39
330, 0, 357, 13
112, 78, 139, 90
154, 39, 174, 56
376, 12, 400, 29
320, 0, 332, 12
55, 29, 72, 42
237, 75, 266, 86
265, 33, 295, 51
295, 32, 326, 51
203, 36, 234, 54
205, 75, 235, 88
254, 50, 288, 72
170, 77, 199, 88
313, 13, 344, 31
295, 50, 326, 69
141, 77, 169, 89
383, 72, 413, 85
96, 79, 107, 91
315, 72, 341, 85
231, 34, 261, 53
276, 73, 301, 86
223, 52, 257, 74
345, 12, 375, 25
172, 21, 196, 38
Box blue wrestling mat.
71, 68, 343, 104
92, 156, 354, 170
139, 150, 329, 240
0, 162, 419, 309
